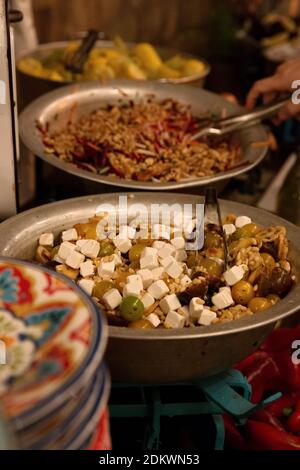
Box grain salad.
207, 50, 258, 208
39, 97, 240, 183
35, 212, 294, 329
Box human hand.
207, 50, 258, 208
246, 58, 300, 123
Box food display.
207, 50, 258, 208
17, 38, 207, 83
35, 211, 294, 329
40, 97, 240, 182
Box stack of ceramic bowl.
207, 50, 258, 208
0, 257, 111, 450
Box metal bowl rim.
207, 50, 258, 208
1, 192, 299, 340
18, 80, 269, 190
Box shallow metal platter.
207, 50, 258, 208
19, 81, 269, 191
0, 193, 299, 382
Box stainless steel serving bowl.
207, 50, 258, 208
17, 40, 210, 93
19, 81, 269, 191
0, 193, 299, 383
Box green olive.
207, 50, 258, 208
128, 244, 145, 262
206, 247, 225, 260
115, 271, 131, 293
99, 240, 114, 257
199, 257, 223, 277
51, 245, 60, 259
119, 295, 145, 322
261, 253, 276, 270
231, 280, 255, 306
129, 261, 140, 270
230, 223, 259, 241
248, 297, 273, 313
204, 231, 223, 249
93, 280, 115, 301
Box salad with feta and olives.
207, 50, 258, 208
35, 213, 294, 329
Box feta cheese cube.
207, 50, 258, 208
141, 292, 155, 310
219, 286, 232, 294
223, 224, 236, 236
157, 244, 175, 259
223, 265, 246, 286
152, 241, 166, 250
80, 260, 95, 278
212, 288, 234, 309
118, 225, 136, 240
164, 310, 185, 329
98, 259, 115, 278
174, 249, 187, 262
180, 275, 192, 287
62, 228, 78, 242
166, 261, 183, 279
183, 218, 197, 237
159, 294, 181, 314
235, 216, 252, 228
80, 239, 100, 258
123, 283, 142, 297
65, 251, 85, 269
178, 306, 190, 326
113, 253, 122, 266
102, 288, 122, 310
76, 239, 87, 251
126, 275, 143, 292
140, 254, 159, 270
147, 280, 169, 300
113, 235, 132, 254
78, 279, 95, 295
151, 267, 165, 281
58, 241, 77, 261
198, 308, 217, 326
159, 255, 175, 268
39, 232, 54, 247
143, 246, 158, 257
189, 297, 204, 320
152, 224, 170, 240
137, 269, 153, 288
137, 228, 149, 240
170, 236, 186, 250
53, 254, 65, 264
147, 313, 161, 328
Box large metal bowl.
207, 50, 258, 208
0, 193, 299, 383
16, 41, 210, 116
17, 40, 210, 88
19, 81, 269, 191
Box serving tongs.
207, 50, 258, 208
192, 95, 289, 139
66, 29, 99, 74
202, 187, 229, 272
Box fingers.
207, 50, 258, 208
246, 76, 284, 110
277, 101, 300, 122
271, 101, 300, 125
262, 91, 278, 105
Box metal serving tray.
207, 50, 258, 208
19, 81, 269, 191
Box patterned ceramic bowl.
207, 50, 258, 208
18, 373, 95, 449
0, 257, 108, 430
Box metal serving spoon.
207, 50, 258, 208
66, 29, 99, 74
192, 95, 289, 139
202, 187, 229, 271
